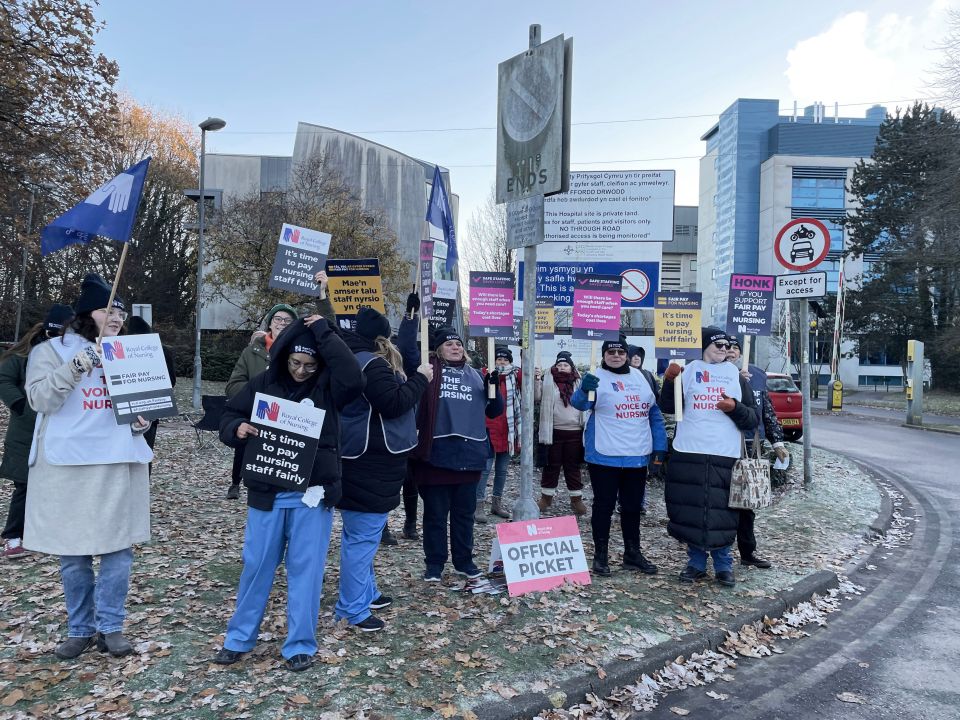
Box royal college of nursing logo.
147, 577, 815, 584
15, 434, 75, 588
283, 227, 301, 243
610, 380, 625, 392
102, 341, 125, 361
256, 400, 280, 421
695, 370, 710, 383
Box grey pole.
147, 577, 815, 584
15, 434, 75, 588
192, 117, 226, 411
14, 190, 36, 342
512, 23, 543, 522
800, 300, 812, 485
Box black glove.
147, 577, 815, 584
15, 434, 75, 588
487, 369, 500, 387
580, 372, 600, 392
406, 292, 421, 315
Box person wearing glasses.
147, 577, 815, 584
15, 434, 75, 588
223, 272, 337, 499
572, 336, 666, 577
0, 304, 74, 560
214, 315, 362, 672
23, 275, 153, 659
658, 328, 758, 588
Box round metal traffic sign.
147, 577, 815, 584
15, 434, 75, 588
774, 218, 831, 272
619, 268, 651, 303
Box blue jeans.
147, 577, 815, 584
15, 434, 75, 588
335, 510, 387, 625
687, 544, 734, 573
224, 504, 333, 659
60, 549, 134, 637
477, 452, 510, 501
419, 481, 478, 573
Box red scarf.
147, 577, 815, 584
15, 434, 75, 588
551, 366, 579, 407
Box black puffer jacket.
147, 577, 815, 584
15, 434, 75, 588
660, 374, 758, 550
219, 318, 363, 511
337, 329, 428, 514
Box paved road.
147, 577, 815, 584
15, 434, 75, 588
810, 398, 960, 428
637, 413, 960, 719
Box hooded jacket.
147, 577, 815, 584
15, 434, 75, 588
219, 317, 363, 510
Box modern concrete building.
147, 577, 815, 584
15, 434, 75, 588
202, 123, 459, 330
661, 205, 698, 293
698, 99, 901, 388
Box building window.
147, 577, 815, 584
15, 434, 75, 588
689, 259, 697, 271
675, 224, 690, 236
858, 375, 903, 388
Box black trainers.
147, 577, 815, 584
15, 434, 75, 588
226, 484, 240, 500
212, 647, 245, 665
54, 635, 95, 660
678, 566, 709, 583
286, 653, 313, 672
423, 567, 442, 582
354, 615, 385, 632
454, 564, 483, 579
716, 570, 736, 587
369, 594, 392, 610
741, 554, 772, 569
380, 525, 398, 546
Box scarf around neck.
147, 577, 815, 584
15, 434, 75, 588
550, 366, 579, 407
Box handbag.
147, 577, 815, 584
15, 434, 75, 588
728, 431, 772, 509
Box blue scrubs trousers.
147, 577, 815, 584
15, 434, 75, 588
224, 500, 333, 659
335, 509, 387, 625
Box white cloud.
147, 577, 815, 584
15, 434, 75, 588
784, 3, 953, 110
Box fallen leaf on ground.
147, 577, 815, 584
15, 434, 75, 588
669, 707, 690, 716
836, 692, 866, 704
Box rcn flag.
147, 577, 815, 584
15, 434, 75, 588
426, 165, 458, 273
41, 157, 151, 256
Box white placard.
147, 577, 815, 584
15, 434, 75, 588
100, 333, 177, 424
251, 392, 326, 439
433, 279, 458, 300
775, 272, 827, 299
536, 240, 663, 262
544, 170, 676, 243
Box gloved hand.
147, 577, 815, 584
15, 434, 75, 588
716, 392, 736, 412
580, 372, 599, 392
406, 292, 421, 316
486, 369, 500, 387
773, 442, 790, 462
71, 347, 101, 377
663, 363, 683, 382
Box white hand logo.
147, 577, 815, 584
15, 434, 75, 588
84, 172, 135, 213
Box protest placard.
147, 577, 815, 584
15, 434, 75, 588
535, 298, 555, 340
429, 279, 458, 331
571, 274, 622, 341
268, 223, 332, 296
654, 292, 702, 360
419, 240, 434, 317
241, 393, 326, 491
99, 333, 178, 424
494, 300, 523, 345
726, 274, 775, 337
496, 516, 590, 597
325, 258, 386, 329
469, 271, 515, 337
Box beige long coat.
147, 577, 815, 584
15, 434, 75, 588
23, 338, 151, 556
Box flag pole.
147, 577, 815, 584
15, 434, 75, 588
96, 242, 130, 348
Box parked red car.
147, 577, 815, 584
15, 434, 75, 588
766, 373, 803, 441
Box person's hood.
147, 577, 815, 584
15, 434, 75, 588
341, 329, 376, 354
265, 318, 332, 388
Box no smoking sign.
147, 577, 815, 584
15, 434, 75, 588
620, 268, 651, 303
774, 218, 831, 272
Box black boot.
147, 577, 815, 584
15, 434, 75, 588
402, 517, 419, 540
592, 538, 611, 576
380, 524, 398, 546
623, 541, 658, 574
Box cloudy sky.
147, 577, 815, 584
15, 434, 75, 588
95, 0, 955, 250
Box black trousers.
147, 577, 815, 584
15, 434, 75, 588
402, 461, 418, 521
2, 480, 27, 539
737, 509, 757, 558
587, 463, 647, 546
230, 446, 244, 485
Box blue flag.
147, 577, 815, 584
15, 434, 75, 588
41, 157, 151, 256
425, 165, 458, 273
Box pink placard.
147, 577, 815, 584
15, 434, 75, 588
469, 271, 515, 337
571, 274, 622, 341
496, 516, 591, 596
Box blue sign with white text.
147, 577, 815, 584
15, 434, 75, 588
518, 261, 660, 308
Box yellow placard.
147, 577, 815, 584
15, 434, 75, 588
535, 302, 555, 339
654, 292, 702, 360
325, 258, 386, 317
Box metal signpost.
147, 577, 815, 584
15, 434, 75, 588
497, 25, 572, 521
905, 340, 925, 427
774, 218, 831, 485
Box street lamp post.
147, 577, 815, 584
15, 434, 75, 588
193, 117, 226, 411
13, 190, 37, 343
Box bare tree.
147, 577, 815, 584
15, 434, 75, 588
461, 185, 513, 274
933, 9, 960, 109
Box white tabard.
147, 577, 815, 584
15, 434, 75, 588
592, 367, 655, 457
31, 333, 152, 466
672, 360, 743, 459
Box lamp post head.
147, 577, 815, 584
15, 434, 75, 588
199, 117, 226, 132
